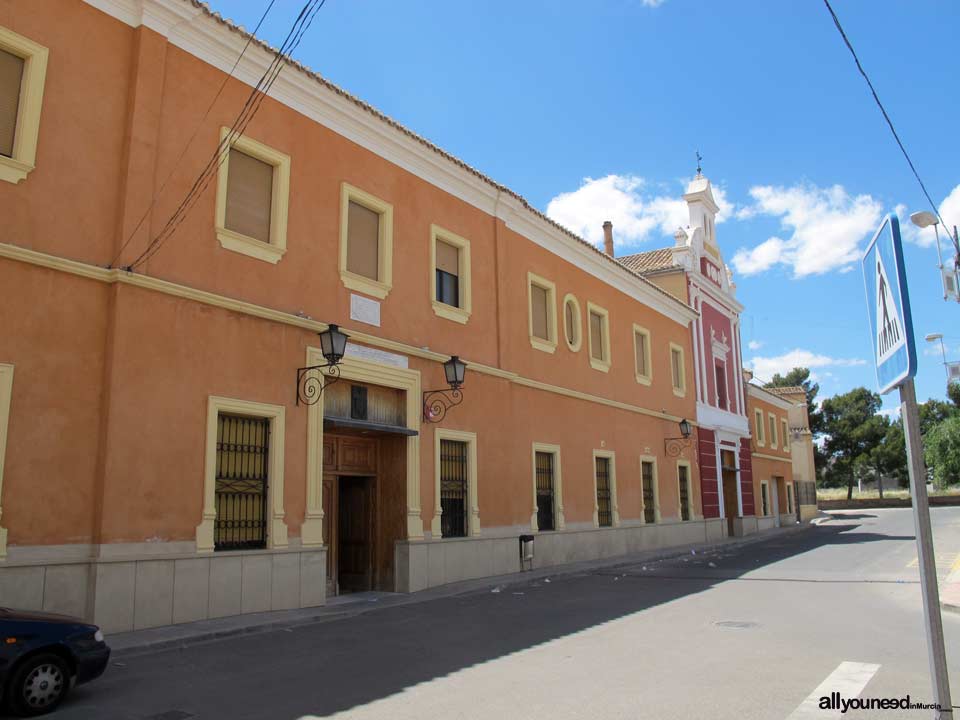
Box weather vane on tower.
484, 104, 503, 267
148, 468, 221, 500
696, 150, 703, 177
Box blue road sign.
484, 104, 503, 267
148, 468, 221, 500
862, 214, 917, 394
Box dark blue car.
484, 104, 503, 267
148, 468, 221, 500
0, 608, 110, 716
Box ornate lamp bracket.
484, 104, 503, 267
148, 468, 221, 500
664, 436, 692, 458
296, 363, 342, 406
422, 388, 463, 424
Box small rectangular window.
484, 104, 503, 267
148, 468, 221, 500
715, 361, 727, 410
535, 451, 555, 532
224, 148, 274, 244
782, 419, 790, 451
440, 439, 468, 538
633, 326, 651, 383
531, 284, 550, 341
769, 413, 778, 449
215, 414, 269, 551
0, 48, 23, 158
435, 239, 460, 308
590, 312, 605, 361
670, 346, 685, 394
761, 482, 769, 516
595, 456, 612, 528
787, 485, 794, 514
755, 409, 765, 446
641, 460, 656, 524
565, 301, 577, 345
346, 200, 381, 280
678, 464, 690, 521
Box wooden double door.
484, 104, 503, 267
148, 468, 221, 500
322, 434, 377, 596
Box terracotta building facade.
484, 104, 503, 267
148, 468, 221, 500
0, 0, 732, 633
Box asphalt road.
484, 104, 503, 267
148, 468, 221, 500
46, 508, 960, 719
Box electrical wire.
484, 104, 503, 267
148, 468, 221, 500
125, 0, 326, 270
109, 0, 277, 269
127, 0, 322, 269
822, 0, 948, 229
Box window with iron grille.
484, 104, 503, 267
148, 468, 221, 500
535, 451, 555, 531
761, 482, 769, 516
215, 414, 269, 551
595, 456, 612, 528
642, 460, 656, 524
440, 439, 468, 538
678, 464, 691, 521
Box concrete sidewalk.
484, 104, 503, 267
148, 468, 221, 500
107, 522, 814, 658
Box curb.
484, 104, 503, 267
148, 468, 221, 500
111, 522, 815, 659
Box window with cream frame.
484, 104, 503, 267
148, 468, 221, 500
592, 449, 619, 528
669, 343, 686, 396
214, 128, 291, 264
677, 460, 693, 521
781, 418, 790, 452
0, 364, 13, 558
339, 182, 394, 299
632, 324, 652, 385
0, 26, 48, 185
640, 455, 660, 524
434, 428, 480, 536
760, 480, 769, 516
528, 272, 558, 353
768, 412, 778, 449
587, 302, 611, 372
430, 224, 472, 323
531, 443, 565, 532
754, 409, 765, 447
196, 396, 287, 552
562, 294, 582, 352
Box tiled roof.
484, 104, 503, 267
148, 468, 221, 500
617, 248, 679, 274
767, 386, 807, 396
178, 1, 695, 316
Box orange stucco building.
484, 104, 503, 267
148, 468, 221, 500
0, 0, 742, 633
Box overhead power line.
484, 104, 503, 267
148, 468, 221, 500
110, 0, 277, 269
122, 0, 326, 271
821, 0, 947, 228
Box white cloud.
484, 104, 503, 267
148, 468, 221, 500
748, 348, 867, 382
545, 174, 732, 250
897, 184, 960, 249
640, 0, 666, 6
747, 340, 763, 351
879, 407, 901, 420
731, 183, 883, 277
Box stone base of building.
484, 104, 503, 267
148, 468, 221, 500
0, 544, 327, 634
799, 504, 819, 522
730, 516, 760, 537
395, 519, 718, 593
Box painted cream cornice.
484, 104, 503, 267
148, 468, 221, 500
746, 383, 794, 411
0, 242, 694, 428
752, 452, 792, 465
80, 0, 697, 328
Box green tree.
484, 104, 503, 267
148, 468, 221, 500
858, 417, 907, 495
924, 416, 960, 489
765, 367, 823, 435
919, 399, 957, 436
948, 381, 960, 409
821, 387, 886, 499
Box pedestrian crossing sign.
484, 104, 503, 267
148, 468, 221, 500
862, 214, 916, 394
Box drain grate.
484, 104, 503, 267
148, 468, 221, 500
144, 712, 195, 720
714, 620, 759, 630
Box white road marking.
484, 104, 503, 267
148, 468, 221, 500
786, 661, 881, 719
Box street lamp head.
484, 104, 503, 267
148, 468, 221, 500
319, 324, 349, 365
443, 355, 467, 390
678, 418, 692, 438
910, 211, 939, 229
925, 333, 943, 342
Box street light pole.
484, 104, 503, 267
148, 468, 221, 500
925, 333, 948, 380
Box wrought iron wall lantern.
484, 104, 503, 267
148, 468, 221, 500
423, 355, 467, 423
296, 324, 349, 406
664, 418, 693, 457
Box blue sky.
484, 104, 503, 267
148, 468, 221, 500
206, 0, 959, 413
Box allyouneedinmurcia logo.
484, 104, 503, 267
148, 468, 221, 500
819, 692, 942, 713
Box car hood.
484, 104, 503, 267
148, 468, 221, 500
0, 607, 88, 625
